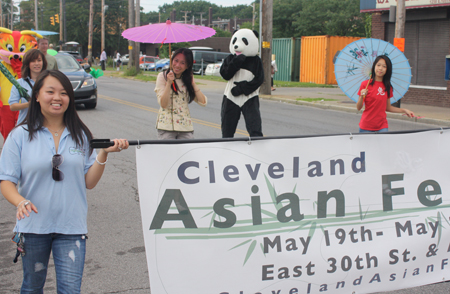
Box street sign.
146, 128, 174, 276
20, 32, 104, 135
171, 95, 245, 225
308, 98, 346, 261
394, 38, 405, 52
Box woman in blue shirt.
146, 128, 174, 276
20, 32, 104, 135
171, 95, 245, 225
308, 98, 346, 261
0, 70, 129, 293
9, 49, 47, 125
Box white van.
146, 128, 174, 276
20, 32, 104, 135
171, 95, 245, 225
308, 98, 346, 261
191, 50, 230, 75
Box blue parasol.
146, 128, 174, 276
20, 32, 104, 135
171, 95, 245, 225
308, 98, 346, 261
334, 38, 411, 103
31, 29, 59, 36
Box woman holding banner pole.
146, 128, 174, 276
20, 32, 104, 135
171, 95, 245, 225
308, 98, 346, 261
154, 48, 207, 140
0, 70, 129, 293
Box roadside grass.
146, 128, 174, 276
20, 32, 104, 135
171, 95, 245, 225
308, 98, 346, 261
92, 65, 336, 88
274, 81, 336, 88
296, 98, 338, 102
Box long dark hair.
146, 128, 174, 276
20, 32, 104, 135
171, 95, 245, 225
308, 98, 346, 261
21, 70, 93, 154
164, 48, 195, 103
21, 49, 47, 79
370, 55, 393, 97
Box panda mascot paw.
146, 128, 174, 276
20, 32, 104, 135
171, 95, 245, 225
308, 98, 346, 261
220, 29, 264, 138
231, 81, 246, 96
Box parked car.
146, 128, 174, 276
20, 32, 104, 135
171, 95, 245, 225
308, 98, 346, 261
205, 62, 222, 77
154, 58, 170, 71
139, 56, 159, 70
120, 54, 129, 65
54, 53, 97, 109
58, 51, 83, 63
139, 55, 159, 64
191, 50, 230, 75
161, 64, 170, 72
141, 58, 170, 71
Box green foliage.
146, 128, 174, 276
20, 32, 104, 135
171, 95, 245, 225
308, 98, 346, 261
106, 56, 114, 67
159, 42, 192, 59
239, 21, 254, 31
212, 27, 232, 37
15, 0, 366, 62
364, 13, 372, 37
272, 0, 302, 38
143, 11, 160, 24
293, 0, 365, 37
17, 0, 129, 59
124, 66, 140, 76
147, 0, 252, 24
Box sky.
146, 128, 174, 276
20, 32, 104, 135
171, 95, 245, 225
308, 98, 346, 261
140, 0, 254, 13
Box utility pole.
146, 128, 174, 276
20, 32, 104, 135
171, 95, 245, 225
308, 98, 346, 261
395, 0, 406, 38
128, 0, 135, 69
10, 0, 13, 30
60, 0, 63, 42
197, 12, 205, 26
101, 0, 105, 52
134, 0, 140, 73
35, 0, 38, 30
259, 0, 262, 54
1, 0, 3, 28
181, 10, 190, 24
252, 3, 255, 30
260, 0, 273, 95
63, 0, 66, 42
192, 14, 195, 25
87, 0, 94, 62
393, 0, 405, 107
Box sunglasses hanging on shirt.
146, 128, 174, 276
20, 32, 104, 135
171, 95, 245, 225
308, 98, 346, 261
52, 154, 64, 181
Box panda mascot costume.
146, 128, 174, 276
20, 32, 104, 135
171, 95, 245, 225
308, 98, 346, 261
220, 29, 264, 138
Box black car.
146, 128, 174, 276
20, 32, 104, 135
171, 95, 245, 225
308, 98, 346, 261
54, 53, 97, 109
58, 51, 83, 63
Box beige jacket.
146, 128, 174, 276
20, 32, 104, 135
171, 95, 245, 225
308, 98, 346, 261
154, 72, 207, 132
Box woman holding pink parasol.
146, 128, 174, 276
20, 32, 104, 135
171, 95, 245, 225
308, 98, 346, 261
154, 48, 207, 139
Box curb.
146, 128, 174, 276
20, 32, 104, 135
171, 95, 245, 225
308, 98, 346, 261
261, 95, 450, 128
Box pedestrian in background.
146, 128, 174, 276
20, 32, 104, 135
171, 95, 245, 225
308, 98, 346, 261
37, 38, 58, 70
0, 70, 129, 293
357, 55, 414, 133
115, 50, 121, 71
154, 48, 207, 140
9, 49, 47, 126
100, 49, 107, 71
271, 54, 278, 91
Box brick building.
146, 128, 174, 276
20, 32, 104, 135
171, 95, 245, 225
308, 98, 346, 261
361, 0, 450, 107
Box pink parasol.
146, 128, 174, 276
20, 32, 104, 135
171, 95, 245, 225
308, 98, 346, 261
122, 19, 215, 65
122, 19, 216, 45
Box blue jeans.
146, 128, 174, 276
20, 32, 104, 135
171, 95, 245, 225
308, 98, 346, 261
359, 128, 388, 133
21, 233, 86, 294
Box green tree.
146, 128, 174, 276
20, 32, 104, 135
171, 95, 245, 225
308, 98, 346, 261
159, 42, 191, 58
272, 0, 302, 38
293, 0, 365, 37
212, 27, 232, 37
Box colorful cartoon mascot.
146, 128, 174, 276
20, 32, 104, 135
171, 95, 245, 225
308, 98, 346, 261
0, 28, 42, 139
220, 29, 264, 138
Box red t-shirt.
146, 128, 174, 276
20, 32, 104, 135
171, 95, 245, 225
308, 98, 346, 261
357, 80, 393, 131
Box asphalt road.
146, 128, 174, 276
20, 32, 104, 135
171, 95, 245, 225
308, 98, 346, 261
0, 76, 447, 294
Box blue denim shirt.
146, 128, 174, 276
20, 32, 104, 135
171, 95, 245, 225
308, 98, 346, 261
0, 126, 96, 234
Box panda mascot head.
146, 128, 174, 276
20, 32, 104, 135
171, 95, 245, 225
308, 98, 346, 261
229, 29, 259, 57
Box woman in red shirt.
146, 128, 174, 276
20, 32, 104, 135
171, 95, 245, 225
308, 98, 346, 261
357, 55, 414, 133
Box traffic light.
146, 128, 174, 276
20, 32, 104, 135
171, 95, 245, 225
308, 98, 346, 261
50, 16, 55, 26
55, 14, 59, 24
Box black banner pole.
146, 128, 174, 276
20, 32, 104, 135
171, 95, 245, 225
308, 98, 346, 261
89, 128, 448, 149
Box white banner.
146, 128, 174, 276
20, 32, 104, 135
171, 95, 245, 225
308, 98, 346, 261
136, 130, 450, 294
